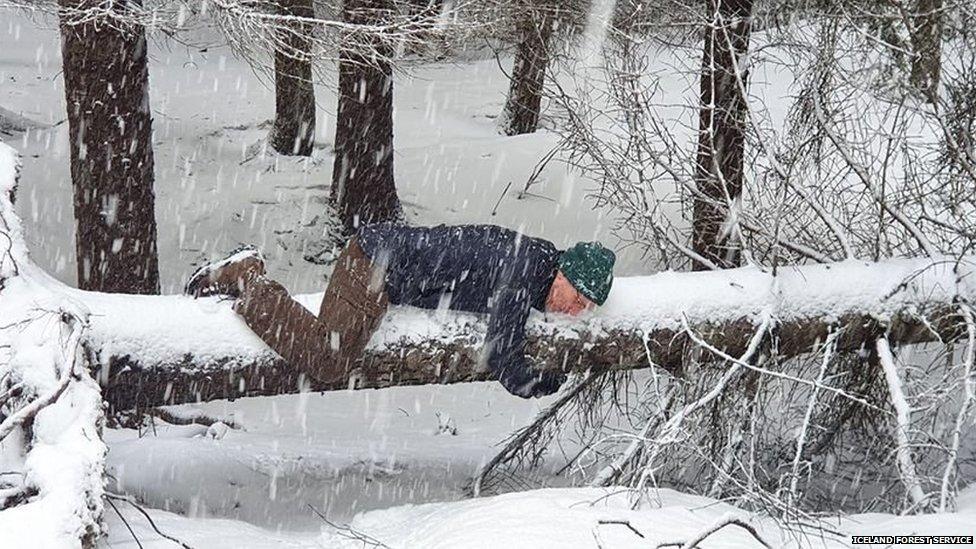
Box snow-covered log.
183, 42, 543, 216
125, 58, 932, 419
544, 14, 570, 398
82, 254, 975, 411
0, 142, 106, 547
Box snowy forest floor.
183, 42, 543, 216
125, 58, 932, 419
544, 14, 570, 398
97, 383, 976, 548
99, 483, 976, 548
4, 8, 976, 549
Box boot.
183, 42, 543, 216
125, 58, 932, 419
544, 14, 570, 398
184, 246, 266, 298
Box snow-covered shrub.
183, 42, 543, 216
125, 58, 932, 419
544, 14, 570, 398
0, 142, 106, 548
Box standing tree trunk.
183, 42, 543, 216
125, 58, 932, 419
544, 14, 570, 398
269, 0, 317, 156
692, 0, 753, 271
501, 9, 554, 136
330, 0, 401, 233
58, 0, 160, 294
908, 0, 942, 100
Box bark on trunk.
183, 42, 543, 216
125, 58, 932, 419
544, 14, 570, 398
330, 0, 401, 233
692, 0, 753, 271
909, 0, 942, 100
269, 0, 317, 156
501, 12, 553, 136
96, 305, 962, 413
59, 0, 160, 294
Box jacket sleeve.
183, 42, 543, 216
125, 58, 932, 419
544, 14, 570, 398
485, 284, 565, 398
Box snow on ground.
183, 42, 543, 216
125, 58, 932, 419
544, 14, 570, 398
100, 485, 976, 548
104, 382, 559, 530
336, 487, 976, 549
101, 372, 976, 547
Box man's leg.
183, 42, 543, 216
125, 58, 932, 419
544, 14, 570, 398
186, 239, 388, 382
232, 277, 342, 383
317, 238, 389, 369
228, 238, 388, 383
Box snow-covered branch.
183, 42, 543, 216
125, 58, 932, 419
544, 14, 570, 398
0, 141, 106, 548
939, 304, 976, 511
876, 336, 928, 508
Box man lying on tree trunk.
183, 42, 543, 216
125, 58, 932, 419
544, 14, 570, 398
184, 223, 616, 398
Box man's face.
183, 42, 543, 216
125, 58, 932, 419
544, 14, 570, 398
545, 271, 595, 316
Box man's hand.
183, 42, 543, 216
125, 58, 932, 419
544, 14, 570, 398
499, 368, 566, 398
485, 283, 566, 398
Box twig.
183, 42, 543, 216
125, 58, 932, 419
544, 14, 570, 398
812, 92, 937, 259
787, 331, 838, 507
307, 503, 392, 549
106, 496, 145, 549
596, 519, 645, 538
715, 12, 854, 260
876, 337, 928, 509
628, 317, 773, 493
0, 326, 79, 442
939, 304, 975, 511
490, 181, 513, 216
106, 492, 195, 549
682, 316, 881, 412
656, 514, 773, 549
518, 145, 560, 199
473, 370, 605, 496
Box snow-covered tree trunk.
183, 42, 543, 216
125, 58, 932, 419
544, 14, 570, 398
501, 8, 553, 136
269, 0, 317, 156
692, 0, 753, 270
58, 0, 160, 294
330, 0, 401, 232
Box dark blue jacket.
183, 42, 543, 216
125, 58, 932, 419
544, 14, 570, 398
357, 223, 565, 397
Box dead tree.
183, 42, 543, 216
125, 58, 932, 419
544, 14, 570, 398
58, 0, 160, 294
501, 6, 555, 136
269, 0, 317, 156
331, 0, 401, 233
692, 0, 753, 270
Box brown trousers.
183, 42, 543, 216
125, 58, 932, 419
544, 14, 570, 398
234, 238, 389, 383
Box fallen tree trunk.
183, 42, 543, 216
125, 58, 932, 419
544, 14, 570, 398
75, 257, 973, 411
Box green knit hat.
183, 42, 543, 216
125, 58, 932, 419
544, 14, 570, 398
558, 242, 616, 306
